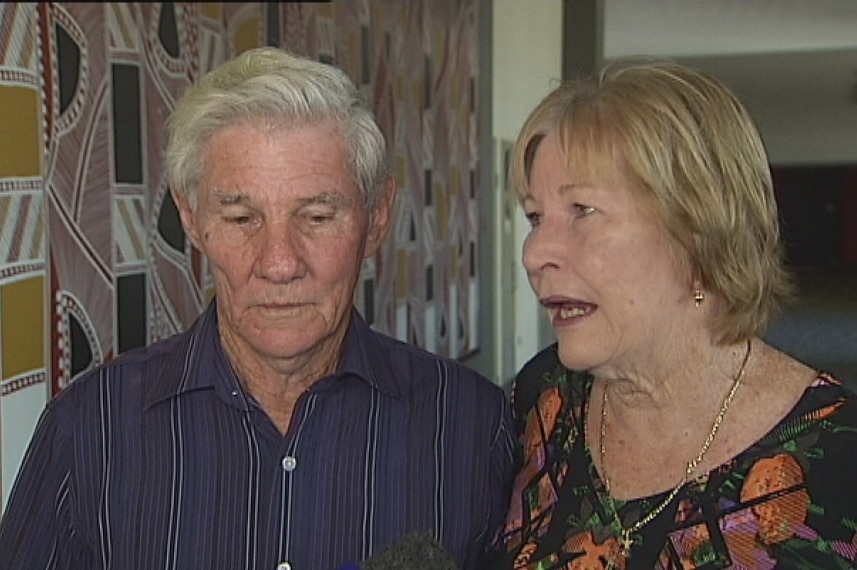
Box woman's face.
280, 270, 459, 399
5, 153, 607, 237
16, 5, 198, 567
521, 130, 694, 375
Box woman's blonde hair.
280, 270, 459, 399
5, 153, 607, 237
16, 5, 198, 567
512, 59, 793, 343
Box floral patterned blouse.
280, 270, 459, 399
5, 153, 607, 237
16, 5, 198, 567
487, 345, 857, 570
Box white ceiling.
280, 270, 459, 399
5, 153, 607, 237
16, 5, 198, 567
604, 0, 857, 57
602, 0, 857, 165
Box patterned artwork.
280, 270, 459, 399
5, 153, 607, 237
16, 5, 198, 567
0, 1, 481, 509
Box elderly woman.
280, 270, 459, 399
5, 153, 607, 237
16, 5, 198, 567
489, 60, 857, 569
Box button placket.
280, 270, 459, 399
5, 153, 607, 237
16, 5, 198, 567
281, 455, 298, 472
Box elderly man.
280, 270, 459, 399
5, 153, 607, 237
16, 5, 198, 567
0, 47, 516, 570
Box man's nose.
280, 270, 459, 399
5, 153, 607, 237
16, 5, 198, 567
254, 223, 307, 282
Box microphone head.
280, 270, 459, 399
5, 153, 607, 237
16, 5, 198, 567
361, 531, 459, 570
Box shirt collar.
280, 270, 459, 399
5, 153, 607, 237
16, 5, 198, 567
145, 301, 405, 409
334, 308, 405, 400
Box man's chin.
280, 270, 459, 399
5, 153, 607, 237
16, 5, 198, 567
225, 310, 346, 362
249, 333, 324, 361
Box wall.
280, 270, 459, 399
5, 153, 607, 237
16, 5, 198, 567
489, 0, 562, 387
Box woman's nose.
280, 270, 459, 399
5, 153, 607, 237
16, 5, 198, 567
521, 223, 560, 277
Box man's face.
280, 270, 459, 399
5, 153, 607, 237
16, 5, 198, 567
178, 121, 392, 374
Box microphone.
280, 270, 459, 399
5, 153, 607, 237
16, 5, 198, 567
337, 531, 459, 570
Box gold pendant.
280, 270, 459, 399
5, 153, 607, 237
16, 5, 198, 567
619, 530, 634, 555
605, 552, 624, 570
605, 531, 633, 569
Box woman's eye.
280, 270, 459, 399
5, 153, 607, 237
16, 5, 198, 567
573, 204, 596, 218
525, 212, 542, 228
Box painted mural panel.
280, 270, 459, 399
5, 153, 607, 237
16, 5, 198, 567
0, 2, 49, 504
0, 0, 480, 509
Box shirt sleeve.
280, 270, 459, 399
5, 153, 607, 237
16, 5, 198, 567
478, 389, 520, 565
0, 392, 93, 569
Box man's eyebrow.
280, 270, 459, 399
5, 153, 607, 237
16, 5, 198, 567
302, 191, 353, 206
209, 189, 357, 207
212, 190, 249, 206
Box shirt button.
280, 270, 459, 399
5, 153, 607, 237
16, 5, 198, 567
281, 455, 297, 472
276, 562, 292, 570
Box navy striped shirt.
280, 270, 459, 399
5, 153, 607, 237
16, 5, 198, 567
0, 302, 517, 570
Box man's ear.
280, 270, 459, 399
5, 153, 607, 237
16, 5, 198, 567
172, 189, 204, 251
365, 177, 396, 258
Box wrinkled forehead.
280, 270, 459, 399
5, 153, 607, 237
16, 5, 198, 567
525, 123, 630, 192
527, 123, 671, 231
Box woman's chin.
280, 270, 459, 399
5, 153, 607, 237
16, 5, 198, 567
556, 345, 600, 372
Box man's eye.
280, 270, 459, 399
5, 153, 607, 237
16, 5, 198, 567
574, 204, 596, 218
224, 215, 253, 225
303, 209, 336, 225
525, 212, 541, 228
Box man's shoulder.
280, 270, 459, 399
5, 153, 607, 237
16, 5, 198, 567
54, 331, 189, 403
99, 330, 189, 373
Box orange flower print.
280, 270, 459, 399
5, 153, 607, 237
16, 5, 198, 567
502, 387, 566, 535
524, 387, 563, 462
564, 531, 626, 570
512, 541, 538, 569
740, 453, 811, 545
806, 401, 843, 422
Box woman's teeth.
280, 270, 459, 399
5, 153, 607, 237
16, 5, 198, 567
559, 305, 587, 318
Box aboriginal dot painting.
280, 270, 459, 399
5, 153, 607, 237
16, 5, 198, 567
0, 1, 481, 508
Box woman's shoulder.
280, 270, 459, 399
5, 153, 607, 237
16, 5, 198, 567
793, 371, 857, 423
741, 372, 857, 553
509, 345, 594, 422
748, 343, 856, 439
510, 344, 562, 418
748, 371, 857, 489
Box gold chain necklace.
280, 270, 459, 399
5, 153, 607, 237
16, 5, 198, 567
598, 339, 752, 569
